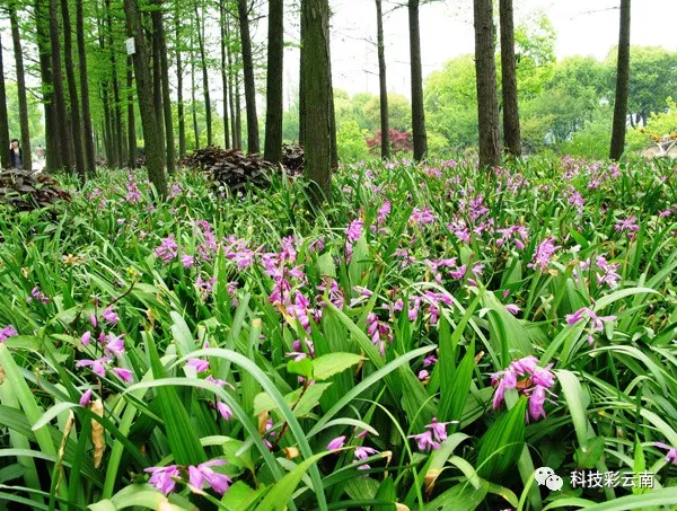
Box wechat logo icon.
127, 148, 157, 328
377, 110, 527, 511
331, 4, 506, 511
535, 467, 564, 491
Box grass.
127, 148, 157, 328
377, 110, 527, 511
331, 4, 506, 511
0, 155, 676, 510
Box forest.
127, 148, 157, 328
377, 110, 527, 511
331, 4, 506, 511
1, 0, 677, 510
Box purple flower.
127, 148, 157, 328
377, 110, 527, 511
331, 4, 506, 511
345, 219, 364, 243
181, 254, 195, 268
327, 435, 346, 451
105, 334, 125, 355
79, 389, 93, 406
528, 237, 560, 272
528, 385, 547, 422
409, 430, 439, 452
354, 446, 379, 470
187, 460, 231, 495
76, 356, 111, 377
81, 331, 92, 346
90, 314, 98, 328
418, 369, 429, 381
615, 217, 639, 234
186, 358, 210, 373
145, 465, 181, 495
216, 402, 233, 420
505, 304, 519, 316
655, 442, 677, 465
102, 307, 119, 324
492, 369, 517, 410
112, 368, 133, 382
0, 325, 18, 343
155, 234, 179, 263
28, 286, 50, 304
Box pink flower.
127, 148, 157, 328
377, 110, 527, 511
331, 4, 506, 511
188, 460, 231, 495
527, 386, 547, 422
105, 334, 125, 355
345, 219, 364, 243
155, 234, 179, 263
528, 237, 560, 272
102, 307, 119, 324
81, 331, 92, 346
492, 369, 517, 410
409, 429, 439, 452
89, 314, 98, 328
145, 465, 181, 495
354, 446, 379, 470
505, 304, 519, 315
655, 442, 677, 465
615, 217, 639, 234
186, 358, 210, 373
76, 356, 111, 377
327, 435, 346, 451
216, 402, 233, 420
112, 368, 133, 382
181, 254, 195, 268
79, 388, 93, 406
28, 286, 50, 304
0, 325, 18, 343
418, 369, 429, 381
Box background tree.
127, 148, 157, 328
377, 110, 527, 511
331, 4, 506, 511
123, 0, 168, 197
175, 6, 187, 157
8, 0, 32, 171
77, 0, 96, 174
302, 0, 334, 203
0, 31, 10, 169
153, 0, 175, 173
238, 0, 260, 154
264, 0, 284, 162
194, 1, 212, 147
35, 0, 59, 170
499, 0, 521, 157
375, 0, 390, 159
219, 0, 231, 149
408, 0, 427, 160
609, 0, 631, 160
473, 0, 501, 167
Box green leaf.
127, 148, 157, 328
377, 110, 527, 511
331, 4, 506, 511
574, 436, 606, 469
253, 383, 332, 418
312, 352, 363, 381
287, 358, 315, 380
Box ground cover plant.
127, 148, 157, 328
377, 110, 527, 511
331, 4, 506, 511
1, 156, 677, 511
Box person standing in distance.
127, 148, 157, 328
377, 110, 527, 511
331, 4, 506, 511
9, 139, 23, 169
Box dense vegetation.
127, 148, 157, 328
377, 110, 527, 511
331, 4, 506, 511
1, 156, 677, 510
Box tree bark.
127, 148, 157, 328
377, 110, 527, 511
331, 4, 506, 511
105, 0, 124, 168
219, 0, 231, 149
0, 32, 11, 169
408, 0, 427, 161
153, 0, 175, 173
237, 0, 260, 154
474, 0, 501, 168
499, 0, 521, 157
375, 0, 389, 159
609, 0, 631, 161
151, 11, 166, 165
190, 26, 200, 149
302, 0, 333, 204
298, 7, 306, 147
122, 0, 168, 197
34, 0, 59, 171
264, 0, 284, 162
126, 56, 137, 168
195, 3, 212, 146
175, 11, 186, 158
76, 0, 96, 174
9, 0, 33, 171
226, 20, 239, 148
61, 0, 86, 181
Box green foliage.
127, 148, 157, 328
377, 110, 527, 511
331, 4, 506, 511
337, 120, 370, 162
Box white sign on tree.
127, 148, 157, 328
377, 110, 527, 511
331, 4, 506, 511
126, 37, 136, 55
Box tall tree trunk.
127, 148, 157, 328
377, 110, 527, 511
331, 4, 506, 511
408, 0, 427, 161
175, 11, 186, 157
122, 0, 168, 197
102, 85, 113, 164
61, 0, 86, 181
151, 12, 166, 165
35, 0, 59, 171
77, 0, 96, 174
609, 0, 631, 161
474, 0, 501, 168
237, 0, 260, 154
298, 7, 306, 147
9, 0, 32, 171
499, 0, 521, 157
0, 32, 11, 169
235, 69, 243, 149
226, 22, 239, 148
126, 56, 137, 168
264, 0, 283, 162
219, 0, 231, 149
105, 0, 123, 168
153, 0, 175, 173
190, 27, 200, 149
195, 3, 212, 146
375, 0, 389, 159
302, 0, 333, 204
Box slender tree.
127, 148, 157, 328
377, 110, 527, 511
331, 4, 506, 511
408, 0, 427, 161
264, 0, 284, 162
126, 56, 137, 168
8, 0, 32, 171
609, 0, 631, 161
195, 2, 212, 146
0, 32, 10, 170
237, 0, 260, 154
151, 9, 166, 165
375, 0, 389, 159
105, 0, 124, 168
499, 0, 521, 157
34, 0, 59, 170
219, 0, 231, 149
298, 6, 306, 147
122, 0, 168, 197
302, 0, 333, 203
190, 25, 200, 148
473, 0, 501, 168
175, 7, 186, 157
61, 0, 86, 181
153, 0, 175, 173
77, 0, 96, 173
226, 19, 239, 147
